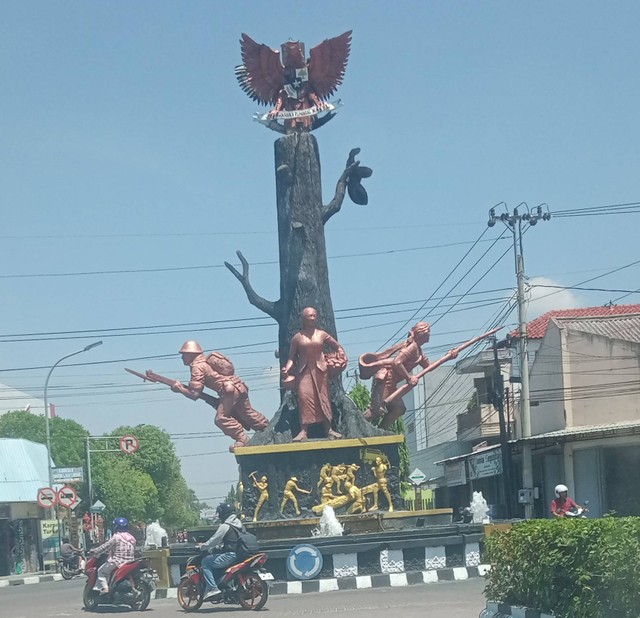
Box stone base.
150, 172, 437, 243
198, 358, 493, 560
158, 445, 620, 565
235, 435, 405, 522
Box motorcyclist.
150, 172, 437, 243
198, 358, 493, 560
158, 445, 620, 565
551, 484, 587, 518
198, 503, 243, 601
89, 516, 136, 594
60, 537, 84, 571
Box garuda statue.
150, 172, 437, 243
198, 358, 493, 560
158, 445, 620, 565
235, 31, 352, 132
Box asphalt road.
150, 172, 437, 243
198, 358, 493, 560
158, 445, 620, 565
0, 577, 486, 618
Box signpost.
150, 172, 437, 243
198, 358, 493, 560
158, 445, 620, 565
37, 487, 57, 509
119, 434, 139, 454
57, 485, 78, 509
408, 468, 427, 511
52, 467, 84, 484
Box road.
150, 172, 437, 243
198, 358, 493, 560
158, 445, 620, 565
0, 577, 486, 618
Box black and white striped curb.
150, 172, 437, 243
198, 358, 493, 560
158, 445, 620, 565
153, 564, 490, 599
481, 601, 554, 618
0, 573, 63, 587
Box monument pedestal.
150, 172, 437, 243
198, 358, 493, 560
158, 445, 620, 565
235, 435, 404, 522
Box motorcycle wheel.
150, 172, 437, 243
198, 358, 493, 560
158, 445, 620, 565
177, 577, 204, 612
82, 585, 99, 612
60, 564, 74, 580
238, 573, 269, 611
133, 584, 152, 611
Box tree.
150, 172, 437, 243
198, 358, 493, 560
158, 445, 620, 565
0, 410, 88, 467
226, 134, 382, 441
101, 424, 200, 528
348, 383, 371, 412
91, 456, 160, 525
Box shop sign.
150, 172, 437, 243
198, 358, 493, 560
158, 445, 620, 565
40, 519, 60, 566
444, 460, 467, 487
468, 448, 503, 480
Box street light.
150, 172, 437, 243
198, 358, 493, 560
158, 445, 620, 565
43, 340, 103, 512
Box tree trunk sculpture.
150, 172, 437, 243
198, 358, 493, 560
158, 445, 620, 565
225, 132, 386, 444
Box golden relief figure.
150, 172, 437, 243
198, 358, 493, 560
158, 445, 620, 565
369, 456, 393, 512
249, 472, 269, 522
280, 477, 311, 515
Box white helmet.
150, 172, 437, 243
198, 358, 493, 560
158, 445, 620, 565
555, 484, 568, 497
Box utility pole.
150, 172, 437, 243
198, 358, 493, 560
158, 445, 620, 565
491, 337, 514, 519
488, 203, 550, 518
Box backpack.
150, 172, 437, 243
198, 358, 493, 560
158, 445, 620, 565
206, 352, 235, 376
236, 527, 260, 560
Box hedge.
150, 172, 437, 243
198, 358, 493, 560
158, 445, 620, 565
484, 517, 640, 618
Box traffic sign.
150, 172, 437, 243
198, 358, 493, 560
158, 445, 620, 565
57, 485, 78, 508
37, 487, 57, 509
53, 467, 84, 483
119, 434, 139, 454
409, 467, 427, 486
286, 544, 323, 580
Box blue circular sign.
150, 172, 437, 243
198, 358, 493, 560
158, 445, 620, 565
286, 544, 323, 580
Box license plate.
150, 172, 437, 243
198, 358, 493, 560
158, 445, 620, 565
258, 572, 274, 581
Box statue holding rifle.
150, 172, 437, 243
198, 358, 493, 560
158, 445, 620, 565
126, 340, 268, 452
359, 323, 501, 430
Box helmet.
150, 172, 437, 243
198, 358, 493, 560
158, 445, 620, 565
555, 484, 568, 497
216, 503, 235, 522
179, 341, 203, 355
113, 516, 128, 531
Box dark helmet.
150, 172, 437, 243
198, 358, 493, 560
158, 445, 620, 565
216, 503, 235, 522
113, 516, 128, 531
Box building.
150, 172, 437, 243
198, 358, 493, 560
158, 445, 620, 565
0, 438, 52, 575
426, 304, 640, 519
522, 305, 640, 517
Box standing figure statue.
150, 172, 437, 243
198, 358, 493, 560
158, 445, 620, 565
249, 472, 269, 523
369, 457, 394, 512
281, 307, 347, 442
359, 322, 432, 430
171, 341, 268, 451
280, 477, 311, 516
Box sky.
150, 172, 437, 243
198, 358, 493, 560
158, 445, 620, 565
2, 2, 639, 504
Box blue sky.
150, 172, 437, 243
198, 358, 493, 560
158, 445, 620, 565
2, 2, 639, 501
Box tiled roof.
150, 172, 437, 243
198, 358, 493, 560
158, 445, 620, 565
557, 314, 640, 344
512, 304, 640, 339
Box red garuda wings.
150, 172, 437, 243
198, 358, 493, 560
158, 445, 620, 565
236, 31, 352, 131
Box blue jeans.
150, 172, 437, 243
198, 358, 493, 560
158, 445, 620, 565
202, 552, 237, 592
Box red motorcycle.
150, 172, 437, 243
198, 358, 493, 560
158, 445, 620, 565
83, 553, 156, 611
177, 551, 272, 612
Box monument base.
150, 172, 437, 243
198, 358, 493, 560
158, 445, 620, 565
235, 435, 404, 522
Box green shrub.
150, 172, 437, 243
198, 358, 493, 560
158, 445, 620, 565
484, 518, 640, 618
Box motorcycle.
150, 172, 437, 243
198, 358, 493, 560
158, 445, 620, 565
177, 551, 273, 612
82, 553, 156, 611
565, 500, 590, 519
58, 552, 85, 580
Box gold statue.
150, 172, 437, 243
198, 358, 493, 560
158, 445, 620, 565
236, 480, 244, 517
370, 456, 393, 512
345, 481, 366, 514
320, 478, 334, 505
249, 472, 269, 522
345, 463, 360, 484
280, 477, 311, 515
312, 492, 351, 514
330, 464, 348, 494
317, 463, 332, 488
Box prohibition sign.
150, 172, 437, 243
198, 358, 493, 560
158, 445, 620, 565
37, 487, 57, 509
119, 434, 140, 454
57, 485, 78, 508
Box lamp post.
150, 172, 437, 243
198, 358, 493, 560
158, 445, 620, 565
43, 340, 103, 514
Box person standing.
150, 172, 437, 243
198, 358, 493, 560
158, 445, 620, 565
281, 307, 347, 441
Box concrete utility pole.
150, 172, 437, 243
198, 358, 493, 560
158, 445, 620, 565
488, 203, 550, 518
